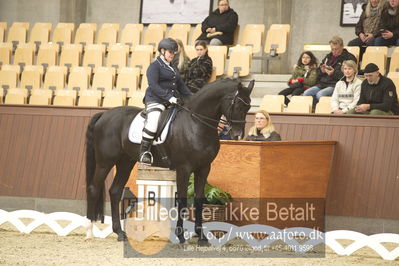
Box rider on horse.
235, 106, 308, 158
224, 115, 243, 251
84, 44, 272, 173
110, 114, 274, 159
140, 38, 192, 165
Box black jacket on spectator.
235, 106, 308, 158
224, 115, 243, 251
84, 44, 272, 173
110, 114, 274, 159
144, 57, 192, 104
184, 54, 213, 93
197, 8, 238, 45
317, 49, 357, 88
357, 75, 399, 114
377, 4, 399, 38
245, 131, 281, 141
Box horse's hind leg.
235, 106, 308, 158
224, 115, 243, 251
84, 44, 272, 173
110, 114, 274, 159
194, 165, 211, 246
109, 155, 135, 241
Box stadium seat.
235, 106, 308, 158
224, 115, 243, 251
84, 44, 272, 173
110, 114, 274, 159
103, 90, 126, 107
74, 27, 95, 47
318, 96, 332, 104
97, 26, 118, 48
143, 27, 164, 51
190, 24, 202, 45
184, 45, 196, 60
148, 23, 167, 32
141, 73, 149, 90
116, 67, 140, 93
102, 23, 120, 31
78, 23, 97, 35
29, 89, 51, 105
0, 26, 4, 42
11, 22, 30, 31
53, 89, 76, 106
0, 43, 12, 66
286, 101, 311, 113
55, 23, 75, 36
44, 66, 66, 90
14, 43, 35, 69
77, 89, 101, 107
127, 90, 145, 108
52, 27, 72, 46
0, 22, 7, 31
290, 95, 313, 106
361, 46, 387, 75
270, 24, 290, 34
37, 43, 59, 69
208, 46, 228, 76
68, 66, 90, 91
264, 27, 289, 55
345, 46, 360, 62
59, 44, 82, 68
0, 65, 19, 90
387, 72, 399, 98
130, 47, 152, 75
120, 25, 141, 50
33, 22, 52, 31
168, 24, 190, 45
107, 44, 129, 70
5, 88, 29, 104
227, 45, 251, 77
7, 25, 27, 47
315, 102, 332, 114
29, 24, 50, 48
239, 25, 264, 54
20, 65, 43, 90
92, 66, 114, 92
259, 95, 284, 113
389, 47, 399, 72
83, 44, 104, 69
208, 68, 217, 83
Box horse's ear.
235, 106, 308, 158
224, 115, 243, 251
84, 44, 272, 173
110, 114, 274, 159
246, 80, 255, 94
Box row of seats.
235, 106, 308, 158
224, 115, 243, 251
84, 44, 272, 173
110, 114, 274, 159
0, 86, 145, 108
0, 22, 290, 56
0, 42, 252, 77
260, 95, 332, 114
0, 65, 146, 93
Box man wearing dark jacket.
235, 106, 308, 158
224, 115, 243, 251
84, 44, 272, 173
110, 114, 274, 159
196, 0, 238, 45
347, 63, 399, 115
304, 36, 357, 107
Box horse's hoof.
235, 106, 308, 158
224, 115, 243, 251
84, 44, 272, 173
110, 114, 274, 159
197, 238, 209, 246
117, 231, 127, 241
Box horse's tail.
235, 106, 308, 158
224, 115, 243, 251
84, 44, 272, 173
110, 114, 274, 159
86, 112, 104, 222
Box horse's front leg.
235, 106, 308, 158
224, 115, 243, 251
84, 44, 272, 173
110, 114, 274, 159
175, 166, 191, 244
194, 165, 211, 246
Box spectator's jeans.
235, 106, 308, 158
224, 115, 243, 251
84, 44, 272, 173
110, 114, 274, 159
346, 108, 393, 115
348, 37, 375, 46
373, 36, 399, 46
303, 86, 334, 106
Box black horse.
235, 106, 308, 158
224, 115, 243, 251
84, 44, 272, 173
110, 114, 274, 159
85, 78, 254, 244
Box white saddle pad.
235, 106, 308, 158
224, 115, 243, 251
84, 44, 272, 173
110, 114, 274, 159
128, 111, 173, 145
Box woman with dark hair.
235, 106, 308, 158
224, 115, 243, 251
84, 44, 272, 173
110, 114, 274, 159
196, 0, 238, 45
184, 40, 213, 93
278, 51, 318, 105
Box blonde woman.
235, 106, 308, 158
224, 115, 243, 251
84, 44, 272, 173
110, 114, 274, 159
171, 39, 190, 80
245, 110, 281, 141
331, 60, 362, 114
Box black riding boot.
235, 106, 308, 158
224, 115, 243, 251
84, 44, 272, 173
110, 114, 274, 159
139, 139, 153, 165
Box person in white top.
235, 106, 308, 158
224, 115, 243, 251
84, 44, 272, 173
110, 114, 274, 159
331, 60, 362, 114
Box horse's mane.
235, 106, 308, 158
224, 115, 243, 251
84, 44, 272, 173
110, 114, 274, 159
185, 78, 238, 107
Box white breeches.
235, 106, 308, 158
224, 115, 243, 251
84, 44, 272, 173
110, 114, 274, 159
143, 102, 165, 140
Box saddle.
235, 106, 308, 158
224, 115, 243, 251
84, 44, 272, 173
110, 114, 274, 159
128, 106, 178, 145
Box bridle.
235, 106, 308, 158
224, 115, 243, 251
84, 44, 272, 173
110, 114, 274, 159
177, 90, 251, 131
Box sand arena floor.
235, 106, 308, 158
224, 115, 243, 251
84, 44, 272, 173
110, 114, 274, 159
0, 222, 398, 265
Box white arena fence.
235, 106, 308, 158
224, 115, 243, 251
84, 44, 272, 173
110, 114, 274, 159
1, 209, 399, 261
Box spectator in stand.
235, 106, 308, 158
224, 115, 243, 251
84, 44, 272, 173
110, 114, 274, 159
245, 110, 281, 141
347, 63, 399, 115
374, 0, 399, 46
171, 39, 190, 81
348, 0, 385, 47
196, 0, 238, 46
184, 40, 213, 93
278, 51, 318, 106
304, 36, 357, 109
331, 60, 362, 114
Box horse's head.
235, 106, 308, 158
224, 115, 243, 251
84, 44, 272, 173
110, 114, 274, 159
222, 80, 254, 140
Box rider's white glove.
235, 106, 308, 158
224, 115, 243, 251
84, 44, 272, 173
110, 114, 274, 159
169, 97, 178, 104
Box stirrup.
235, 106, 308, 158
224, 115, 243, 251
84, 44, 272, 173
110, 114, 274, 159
139, 151, 153, 165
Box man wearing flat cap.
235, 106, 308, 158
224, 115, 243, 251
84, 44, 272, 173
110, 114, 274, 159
347, 63, 399, 115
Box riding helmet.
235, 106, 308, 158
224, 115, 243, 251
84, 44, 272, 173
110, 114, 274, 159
158, 38, 178, 53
